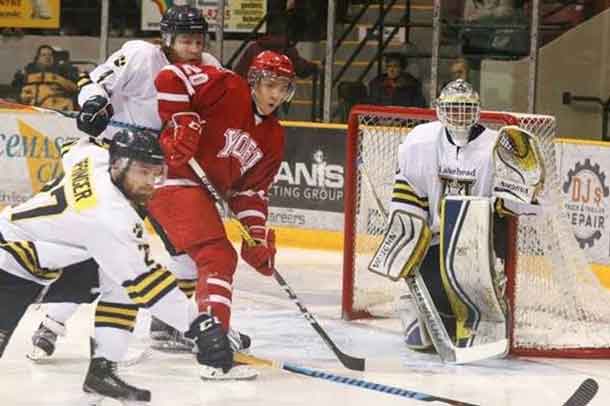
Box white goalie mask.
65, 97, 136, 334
436, 79, 481, 147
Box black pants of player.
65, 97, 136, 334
42, 258, 100, 304
0, 259, 99, 357
0, 270, 44, 357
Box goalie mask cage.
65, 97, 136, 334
344, 105, 610, 358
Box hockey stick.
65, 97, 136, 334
234, 352, 479, 406
563, 378, 599, 406
188, 158, 365, 371
0, 99, 159, 133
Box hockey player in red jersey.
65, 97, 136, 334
149, 50, 295, 378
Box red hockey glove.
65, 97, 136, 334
241, 227, 276, 276
159, 112, 203, 167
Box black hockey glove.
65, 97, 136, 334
77, 95, 114, 137
186, 313, 233, 372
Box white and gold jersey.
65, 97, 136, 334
78, 40, 168, 140
77, 40, 221, 142
0, 156, 174, 298
390, 121, 499, 242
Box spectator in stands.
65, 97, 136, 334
368, 52, 426, 108
11, 45, 79, 110
450, 58, 471, 82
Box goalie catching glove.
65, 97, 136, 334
493, 125, 545, 205
241, 227, 276, 276
159, 112, 203, 167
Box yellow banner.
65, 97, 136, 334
0, 0, 60, 28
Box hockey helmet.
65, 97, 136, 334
248, 50, 296, 103
160, 5, 208, 47
436, 79, 480, 146
109, 129, 164, 166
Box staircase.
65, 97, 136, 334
284, 0, 594, 123
287, 0, 435, 122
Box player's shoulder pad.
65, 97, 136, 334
201, 52, 222, 68
120, 40, 160, 59
403, 121, 443, 147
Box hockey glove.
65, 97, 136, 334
241, 227, 276, 276
159, 112, 203, 168
185, 313, 233, 372
76, 95, 114, 137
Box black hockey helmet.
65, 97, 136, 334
160, 5, 208, 47
109, 129, 164, 166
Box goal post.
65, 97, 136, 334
343, 104, 610, 358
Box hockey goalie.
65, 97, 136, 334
368, 79, 545, 364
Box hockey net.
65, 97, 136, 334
343, 105, 610, 357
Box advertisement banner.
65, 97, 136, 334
0, 0, 60, 28
557, 141, 610, 265
141, 0, 266, 33
267, 124, 346, 231
0, 111, 76, 209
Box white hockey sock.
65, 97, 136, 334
93, 328, 131, 362
45, 302, 80, 325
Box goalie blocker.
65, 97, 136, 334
368, 197, 509, 363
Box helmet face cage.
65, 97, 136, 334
436, 79, 480, 145
248, 51, 296, 104
160, 5, 208, 48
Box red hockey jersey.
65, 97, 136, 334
155, 64, 285, 230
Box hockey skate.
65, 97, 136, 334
199, 329, 257, 380
0, 330, 9, 357
187, 313, 258, 381
149, 316, 195, 353
83, 357, 151, 405
27, 317, 66, 362
199, 363, 258, 381
228, 328, 251, 353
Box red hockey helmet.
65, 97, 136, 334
247, 51, 296, 103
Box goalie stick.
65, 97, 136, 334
234, 352, 479, 406
188, 158, 365, 371
563, 378, 599, 406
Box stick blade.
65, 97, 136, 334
563, 379, 599, 406
338, 352, 365, 371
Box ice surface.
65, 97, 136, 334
1, 247, 609, 405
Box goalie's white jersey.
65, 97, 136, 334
78, 40, 220, 141
391, 121, 499, 242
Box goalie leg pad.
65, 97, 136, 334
368, 210, 431, 281
398, 291, 433, 351
440, 196, 509, 352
